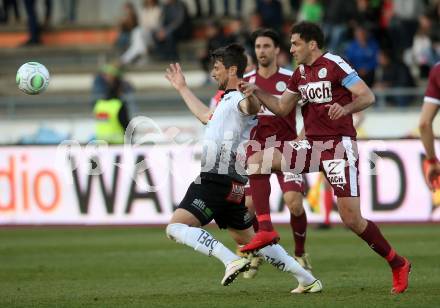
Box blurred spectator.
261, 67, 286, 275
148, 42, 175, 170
323, 0, 357, 54
223, 0, 242, 17
425, 1, 440, 63
388, 0, 426, 55
289, 0, 301, 16
115, 2, 139, 54
23, 0, 40, 45
0, 0, 20, 24
121, 0, 162, 65
152, 0, 192, 61
42, 0, 52, 29
93, 76, 131, 145
354, 0, 382, 38
345, 25, 379, 86
245, 51, 256, 74
60, 0, 78, 24
92, 64, 136, 114
277, 49, 291, 69
194, 0, 214, 18
194, 0, 242, 18
298, 0, 323, 23
375, 49, 415, 106
225, 18, 253, 54
199, 20, 231, 83
256, 0, 283, 34
412, 15, 437, 78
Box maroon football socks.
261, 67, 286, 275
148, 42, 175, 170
249, 174, 273, 231
359, 220, 405, 269
290, 212, 307, 257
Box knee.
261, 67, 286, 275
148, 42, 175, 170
287, 200, 304, 216
340, 214, 362, 231
285, 195, 304, 216
165, 223, 187, 242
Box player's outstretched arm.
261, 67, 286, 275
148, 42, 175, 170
239, 81, 298, 116
239, 88, 261, 115
165, 63, 211, 124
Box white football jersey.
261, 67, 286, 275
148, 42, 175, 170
201, 89, 257, 183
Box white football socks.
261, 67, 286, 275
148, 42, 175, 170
166, 223, 239, 266
259, 244, 315, 286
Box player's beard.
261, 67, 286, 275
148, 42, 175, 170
258, 57, 274, 68
218, 77, 228, 90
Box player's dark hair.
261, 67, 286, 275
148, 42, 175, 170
210, 43, 247, 78
251, 28, 280, 47
290, 21, 324, 49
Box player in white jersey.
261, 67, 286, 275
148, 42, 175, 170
164, 43, 322, 293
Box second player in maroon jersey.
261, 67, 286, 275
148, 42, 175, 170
241, 29, 311, 276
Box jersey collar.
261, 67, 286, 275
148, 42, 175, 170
221, 89, 238, 99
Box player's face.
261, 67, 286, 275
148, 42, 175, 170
211, 60, 229, 90
290, 33, 312, 65
255, 36, 279, 68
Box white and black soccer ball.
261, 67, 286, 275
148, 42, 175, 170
16, 62, 50, 95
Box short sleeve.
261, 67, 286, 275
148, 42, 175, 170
232, 91, 248, 116
286, 69, 300, 93
323, 53, 356, 85
424, 64, 440, 105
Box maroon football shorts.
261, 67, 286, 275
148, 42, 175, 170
280, 136, 360, 198
245, 140, 304, 196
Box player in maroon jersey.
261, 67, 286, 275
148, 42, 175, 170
419, 62, 440, 190
239, 21, 410, 294
242, 29, 312, 275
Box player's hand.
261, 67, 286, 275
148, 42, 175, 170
239, 81, 257, 98
423, 158, 440, 191
326, 103, 348, 120
165, 63, 187, 91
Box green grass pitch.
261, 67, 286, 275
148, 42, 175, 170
1, 224, 439, 307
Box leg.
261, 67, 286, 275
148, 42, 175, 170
241, 148, 284, 252
120, 27, 147, 64
323, 136, 410, 293
278, 171, 312, 272
284, 191, 306, 257
230, 217, 321, 293
194, 0, 202, 17
166, 209, 250, 286
23, 0, 40, 44
237, 194, 263, 278
258, 244, 322, 293
44, 0, 52, 27
321, 179, 333, 228
337, 197, 410, 293
167, 179, 254, 286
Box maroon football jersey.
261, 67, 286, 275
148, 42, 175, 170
244, 67, 297, 143
424, 62, 440, 105
287, 52, 357, 138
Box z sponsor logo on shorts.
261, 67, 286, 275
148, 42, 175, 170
323, 159, 346, 185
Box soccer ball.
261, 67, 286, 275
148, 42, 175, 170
16, 62, 50, 95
